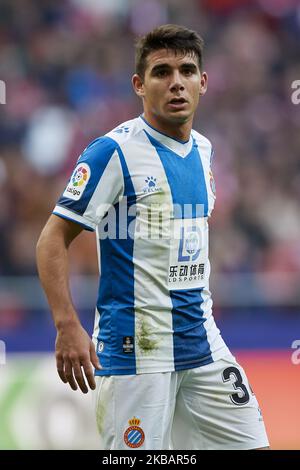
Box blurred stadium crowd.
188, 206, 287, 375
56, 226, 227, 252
0, 0, 300, 332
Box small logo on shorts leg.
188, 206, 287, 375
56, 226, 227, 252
123, 336, 134, 354
124, 417, 145, 448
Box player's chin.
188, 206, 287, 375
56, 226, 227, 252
165, 110, 191, 123
168, 104, 194, 117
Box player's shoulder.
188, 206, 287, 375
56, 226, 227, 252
84, 118, 142, 154
191, 128, 212, 149
78, 117, 142, 164
105, 117, 144, 145
191, 128, 213, 163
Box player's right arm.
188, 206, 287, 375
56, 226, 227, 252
36, 214, 101, 393
37, 135, 124, 392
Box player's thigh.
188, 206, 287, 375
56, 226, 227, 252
94, 372, 178, 450
172, 356, 269, 450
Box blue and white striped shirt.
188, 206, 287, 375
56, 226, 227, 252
53, 116, 229, 375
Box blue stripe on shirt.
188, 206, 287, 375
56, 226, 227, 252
95, 145, 137, 375
144, 131, 208, 218
146, 132, 212, 369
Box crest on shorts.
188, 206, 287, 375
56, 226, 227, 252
123, 417, 145, 448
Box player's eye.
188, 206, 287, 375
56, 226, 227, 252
155, 70, 168, 77
182, 68, 194, 76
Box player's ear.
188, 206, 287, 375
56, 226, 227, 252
132, 74, 145, 98
199, 71, 208, 96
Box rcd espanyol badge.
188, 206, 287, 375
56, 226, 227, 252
123, 417, 145, 448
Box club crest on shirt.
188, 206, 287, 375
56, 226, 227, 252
123, 417, 145, 448
63, 162, 91, 201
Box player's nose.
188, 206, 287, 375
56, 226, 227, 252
169, 70, 185, 92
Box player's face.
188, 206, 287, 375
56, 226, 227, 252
132, 49, 207, 128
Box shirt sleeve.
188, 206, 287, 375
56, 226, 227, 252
53, 136, 124, 231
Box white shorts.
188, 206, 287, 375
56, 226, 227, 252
94, 354, 269, 450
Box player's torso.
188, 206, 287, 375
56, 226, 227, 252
94, 118, 228, 375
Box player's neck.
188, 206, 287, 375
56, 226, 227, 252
142, 112, 192, 143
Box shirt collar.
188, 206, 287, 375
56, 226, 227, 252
139, 115, 194, 158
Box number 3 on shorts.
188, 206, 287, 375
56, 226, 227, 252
222, 366, 252, 406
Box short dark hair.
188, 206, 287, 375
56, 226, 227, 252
135, 24, 204, 79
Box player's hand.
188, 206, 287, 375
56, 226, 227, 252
55, 320, 101, 393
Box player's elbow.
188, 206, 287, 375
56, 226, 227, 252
36, 224, 50, 261
36, 217, 59, 258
